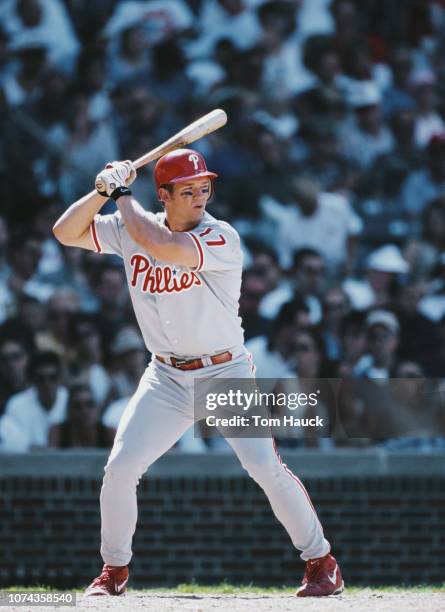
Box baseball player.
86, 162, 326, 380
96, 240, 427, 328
52, 149, 344, 597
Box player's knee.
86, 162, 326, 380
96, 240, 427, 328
104, 452, 144, 484
238, 451, 281, 483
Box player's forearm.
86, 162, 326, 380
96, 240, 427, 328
116, 195, 172, 255
53, 190, 107, 243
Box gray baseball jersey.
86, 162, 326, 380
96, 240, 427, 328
90, 210, 245, 358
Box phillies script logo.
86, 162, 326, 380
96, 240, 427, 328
130, 254, 202, 294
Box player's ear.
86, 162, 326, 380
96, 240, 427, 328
158, 187, 170, 203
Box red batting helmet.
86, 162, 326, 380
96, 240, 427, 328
154, 148, 218, 195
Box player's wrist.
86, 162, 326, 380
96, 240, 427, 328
110, 186, 133, 202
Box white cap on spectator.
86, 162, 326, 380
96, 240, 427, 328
112, 326, 145, 355
348, 82, 382, 108
366, 310, 400, 334
367, 245, 410, 274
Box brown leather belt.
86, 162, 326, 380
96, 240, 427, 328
156, 351, 232, 371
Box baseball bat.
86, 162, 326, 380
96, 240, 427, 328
77, 109, 227, 201
132, 108, 227, 169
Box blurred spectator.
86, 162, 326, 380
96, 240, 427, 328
259, 247, 326, 323
337, 310, 367, 377
258, 0, 313, 99
103, 0, 193, 47
105, 325, 147, 404
404, 196, 445, 279
418, 254, 445, 323
69, 313, 111, 406
394, 280, 439, 375
2, 43, 48, 108
0, 335, 30, 414
341, 83, 394, 169
238, 270, 271, 340
246, 246, 281, 297
321, 286, 350, 362
51, 91, 119, 204
0, 350, 67, 451
38, 245, 99, 312
343, 244, 410, 310
93, 261, 131, 346
382, 45, 415, 118
298, 119, 352, 193
2, 0, 79, 68
355, 309, 400, 379
106, 25, 150, 86
231, 127, 296, 219
149, 39, 194, 108
263, 177, 362, 276
31, 199, 64, 276
35, 288, 79, 358
246, 298, 307, 380
400, 133, 445, 223
0, 230, 54, 323
187, 0, 262, 58
292, 327, 328, 378
75, 48, 112, 121
49, 382, 111, 448
4, 293, 45, 347
411, 70, 445, 149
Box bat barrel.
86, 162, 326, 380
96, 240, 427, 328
132, 109, 227, 170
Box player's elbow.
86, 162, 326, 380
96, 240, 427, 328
52, 222, 65, 244
52, 222, 81, 247
52, 222, 70, 246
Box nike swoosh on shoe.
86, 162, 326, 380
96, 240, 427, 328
328, 566, 338, 585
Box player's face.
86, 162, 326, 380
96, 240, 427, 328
162, 178, 211, 226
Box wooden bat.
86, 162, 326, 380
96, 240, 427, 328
81, 109, 227, 200
132, 108, 227, 169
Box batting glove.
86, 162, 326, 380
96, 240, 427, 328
95, 160, 136, 200
106, 160, 137, 186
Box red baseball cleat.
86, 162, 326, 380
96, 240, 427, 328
296, 553, 344, 597
85, 564, 129, 596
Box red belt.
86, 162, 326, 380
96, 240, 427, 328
156, 351, 232, 371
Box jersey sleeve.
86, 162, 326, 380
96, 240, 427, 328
186, 223, 243, 272
89, 212, 123, 257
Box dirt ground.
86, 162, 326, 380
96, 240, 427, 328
7, 590, 445, 612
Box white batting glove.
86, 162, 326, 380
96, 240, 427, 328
95, 161, 136, 199
106, 160, 137, 186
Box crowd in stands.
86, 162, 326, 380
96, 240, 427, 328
1, 0, 445, 452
